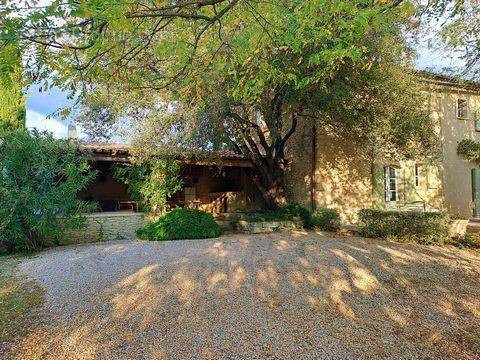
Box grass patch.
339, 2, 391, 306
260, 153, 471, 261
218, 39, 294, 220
0, 256, 44, 354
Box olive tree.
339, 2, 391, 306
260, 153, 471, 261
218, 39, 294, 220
3, 0, 437, 208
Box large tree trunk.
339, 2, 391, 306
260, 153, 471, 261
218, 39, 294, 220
247, 157, 288, 210
225, 94, 300, 210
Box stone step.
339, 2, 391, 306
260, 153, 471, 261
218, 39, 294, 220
215, 219, 235, 231
466, 218, 480, 233
214, 212, 238, 221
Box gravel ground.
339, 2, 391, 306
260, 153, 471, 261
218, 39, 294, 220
10, 231, 480, 359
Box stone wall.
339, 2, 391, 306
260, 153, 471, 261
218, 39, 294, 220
235, 220, 301, 234
67, 212, 145, 243
285, 118, 374, 224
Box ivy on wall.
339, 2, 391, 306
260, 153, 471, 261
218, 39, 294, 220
457, 139, 480, 162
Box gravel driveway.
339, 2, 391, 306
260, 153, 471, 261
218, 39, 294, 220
11, 231, 480, 359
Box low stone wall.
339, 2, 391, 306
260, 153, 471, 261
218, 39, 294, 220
236, 220, 301, 234
68, 212, 145, 243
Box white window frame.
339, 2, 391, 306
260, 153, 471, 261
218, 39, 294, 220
384, 167, 398, 202
457, 98, 468, 119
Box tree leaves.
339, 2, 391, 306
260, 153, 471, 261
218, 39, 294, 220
0, 130, 97, 252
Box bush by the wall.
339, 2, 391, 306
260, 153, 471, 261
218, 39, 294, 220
450, 233, 480, 249
312, 208, 341, 231
0, 130, 97, 253
237, 203, 313, 229
139, 208, 222, 241
358, 209, 450, 244
283, 203, 313, 229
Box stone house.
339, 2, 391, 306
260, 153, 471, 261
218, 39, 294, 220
285, 71, 480, 223
76, 71, 480, 240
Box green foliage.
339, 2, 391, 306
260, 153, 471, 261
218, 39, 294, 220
139, 208, 222, 241
450, 233, 480, 250
457, 139, 480, 162
0, 130, 97, 253
237, 203, 312, 229
312, 208, 341, 231
422, 1, 480, 78
6, 1, 437, 207
113, 159, 183, 213
5, 1, 412, 96
0, 43, 25, 131
358, 209, 451, 244
283, 203, 313, 229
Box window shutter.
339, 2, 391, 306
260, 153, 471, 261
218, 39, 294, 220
372, 164, 385, 209
472, 168, 480, 216
475, 109, 480, 132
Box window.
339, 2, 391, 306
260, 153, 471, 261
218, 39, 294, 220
384, 167, 398, 202
457, 98, 468, 119
414, 164, 421, 187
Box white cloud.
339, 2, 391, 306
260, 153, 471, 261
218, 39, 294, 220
26, 110, 68, 139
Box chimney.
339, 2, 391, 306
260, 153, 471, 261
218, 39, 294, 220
68, 123, 77, 140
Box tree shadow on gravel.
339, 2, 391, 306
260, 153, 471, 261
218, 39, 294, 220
11, 232, 480, 359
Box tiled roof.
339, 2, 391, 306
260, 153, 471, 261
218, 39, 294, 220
79, 142, 246, 160
417, 70, 480, 90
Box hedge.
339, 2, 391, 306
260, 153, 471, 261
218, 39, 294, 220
311, 208, 341, 231
236, 203, 313, 229
358, 209, 450, 244
139, 208, 222, 241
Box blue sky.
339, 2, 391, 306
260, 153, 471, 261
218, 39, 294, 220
25, 40, 465, 139
26, 86, 74, 138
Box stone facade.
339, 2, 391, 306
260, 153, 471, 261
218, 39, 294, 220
285, 74, 480, 223
68, 212, 145, 243
286, 124, 373, 224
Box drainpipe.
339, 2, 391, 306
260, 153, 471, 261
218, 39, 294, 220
311, 124, 317, 210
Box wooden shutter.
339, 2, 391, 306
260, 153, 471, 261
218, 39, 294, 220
372, 164, 385, 209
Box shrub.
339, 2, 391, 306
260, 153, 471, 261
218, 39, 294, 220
312, 208, 341, 231
139, 208, 222, 241
237, 203, 313, 229
283, 203, 313, 229
450, 233, 480, 249
358, 209, 450, 244
0, 130, 97, 253
457, 138, 480, 162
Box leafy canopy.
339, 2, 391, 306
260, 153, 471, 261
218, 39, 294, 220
2, 1, 438, 208
0, 43, 25, 131
9, 0, 435, 158
421, 0, 480, 78
5, 1, 415, 99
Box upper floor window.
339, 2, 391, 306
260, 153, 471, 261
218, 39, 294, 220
457, 98, 468, 119
384, 167, 398, 202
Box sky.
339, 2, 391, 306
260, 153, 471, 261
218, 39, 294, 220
25, 32, 465, 140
